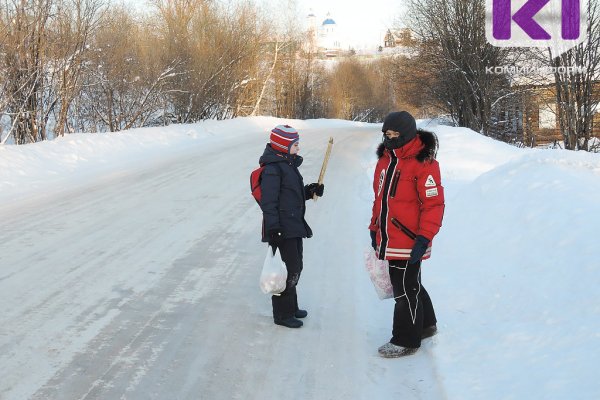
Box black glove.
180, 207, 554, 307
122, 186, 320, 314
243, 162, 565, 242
305, 183, 325, 199
370, 230, 377, 250
267, 229, 284, 248
409, 235, 430, 265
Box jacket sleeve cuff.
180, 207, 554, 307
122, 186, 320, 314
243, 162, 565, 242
416, 230, 434, 242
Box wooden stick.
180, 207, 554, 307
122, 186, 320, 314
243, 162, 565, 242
313, 137, 334, 201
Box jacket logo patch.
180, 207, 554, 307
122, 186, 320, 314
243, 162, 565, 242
425, 188, 438, 197
425, 175, 436, 187
377, 170, 385, 196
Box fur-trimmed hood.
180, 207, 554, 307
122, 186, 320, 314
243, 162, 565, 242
377, 129, 438, 162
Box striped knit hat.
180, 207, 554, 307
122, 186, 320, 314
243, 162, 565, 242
270, 125, 299, 153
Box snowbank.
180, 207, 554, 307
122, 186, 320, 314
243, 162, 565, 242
430, 126, 600, 399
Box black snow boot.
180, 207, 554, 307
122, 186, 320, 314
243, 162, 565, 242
295, 309, 308, 318
274, 317, 303, 328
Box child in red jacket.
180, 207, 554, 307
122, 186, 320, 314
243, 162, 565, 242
369, 111, 445, 358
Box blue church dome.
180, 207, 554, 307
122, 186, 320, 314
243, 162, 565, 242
322, 18, 336, 25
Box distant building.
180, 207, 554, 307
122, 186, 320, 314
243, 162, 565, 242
383, 28, 415, 48
380, 28, 418, 58
305, 11, 342, 57
491, 81, 600, 146
384, 29, 400, 48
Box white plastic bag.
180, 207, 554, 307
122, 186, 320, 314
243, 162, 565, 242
260, 246, 288, 294
364, 248, 393, 300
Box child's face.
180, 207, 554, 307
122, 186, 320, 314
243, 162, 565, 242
290, 142, 300, 154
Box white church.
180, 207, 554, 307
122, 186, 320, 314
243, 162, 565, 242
305, 11, 343, 57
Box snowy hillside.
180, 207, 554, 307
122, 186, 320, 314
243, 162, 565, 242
0, 117, 598, 399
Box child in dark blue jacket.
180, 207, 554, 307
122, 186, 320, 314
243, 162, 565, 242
259, 125, 324, 328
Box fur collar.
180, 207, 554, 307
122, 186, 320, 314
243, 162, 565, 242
376, 129, 438, 162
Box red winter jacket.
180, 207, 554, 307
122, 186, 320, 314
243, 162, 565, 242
369, 131, 445, 261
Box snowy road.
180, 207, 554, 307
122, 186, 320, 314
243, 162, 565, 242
0, 124, 447, 400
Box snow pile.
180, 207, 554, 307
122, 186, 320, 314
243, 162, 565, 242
430, 125, 600, 399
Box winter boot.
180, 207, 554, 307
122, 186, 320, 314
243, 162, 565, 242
274, 317, 303, 328
421, 325, 438, 339
295, 309, 308, 318
377, 342, 418, 358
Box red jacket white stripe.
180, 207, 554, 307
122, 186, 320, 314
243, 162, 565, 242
369, 132, 445, 261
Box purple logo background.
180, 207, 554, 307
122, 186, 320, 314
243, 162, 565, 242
493, 0, 579, 40
486, 0, 587, 54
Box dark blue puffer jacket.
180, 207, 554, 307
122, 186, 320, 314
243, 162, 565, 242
259, 144, 313, 241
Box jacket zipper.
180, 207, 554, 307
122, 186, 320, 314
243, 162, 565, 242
390, 217, 417, 240
390, 170, 401, 198
378, 152, 397, 260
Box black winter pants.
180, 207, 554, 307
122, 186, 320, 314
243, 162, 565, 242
388, 260, 437, 348
271, 238, 303, 319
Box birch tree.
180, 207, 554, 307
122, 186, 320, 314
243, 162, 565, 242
1, 0, 54, 144
78, 6, 178, 132
153, 0, 263, 122
52, 0, 105, 136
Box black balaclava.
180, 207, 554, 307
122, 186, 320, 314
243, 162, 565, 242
381, 111, 417, 150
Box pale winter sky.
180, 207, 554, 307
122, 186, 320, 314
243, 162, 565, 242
122, 0, 407, 50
